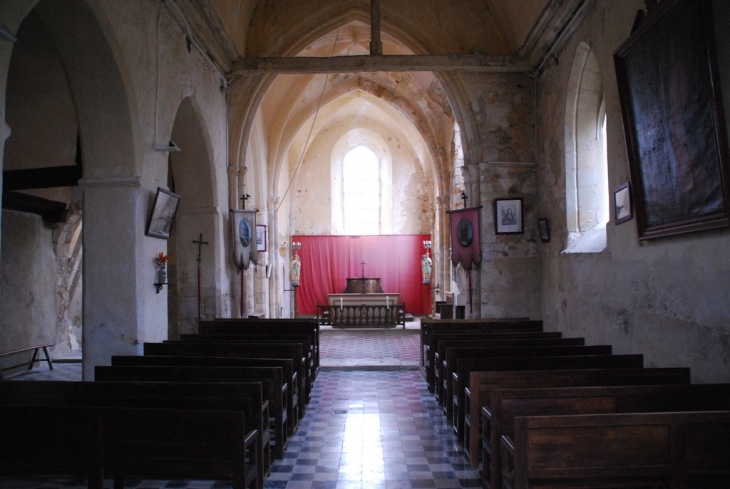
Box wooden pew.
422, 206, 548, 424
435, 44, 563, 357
178, 334, 314, 396
433, 337, 584, 403
0, 404, 87, 481
502, 410, 730, 489
468, 367, 692, 474
0, 381, 86, 480
202, 319, 319, 378
84, 381, 262, 489
88, 407, 258, 489
94, 366, 270, 484
484, 382, 730, 489
112, 355, 298, 436
419, 318, 539, 370
442, 344, 614, 420
106, 359, 287, 459
0, 380, 263, 489
452, 354, 645, 442
144, 341, 308, 419
425, 330, 560, 390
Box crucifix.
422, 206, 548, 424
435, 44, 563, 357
361, 260, 367, 278
193, 233, 208, 323
240, 193, 251, 210
461, 191, 468, 209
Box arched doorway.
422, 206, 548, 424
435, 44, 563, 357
168, 97, 217, 337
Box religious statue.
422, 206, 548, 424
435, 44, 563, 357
290, 253, 301, 286
421, 251, 432, 285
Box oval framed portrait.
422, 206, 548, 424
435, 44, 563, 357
239, 218, 252, 248
457, 218, 474, 247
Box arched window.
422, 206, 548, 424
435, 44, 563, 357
343, 145, 381, 234
564, 43, 609, 253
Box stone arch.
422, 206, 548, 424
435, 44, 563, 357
229, 7, 478, 200
168, 96, 218, 336
1, 0, 139, 378
564, 42, 608, 253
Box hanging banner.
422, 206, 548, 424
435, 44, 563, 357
447, 206, 482, 270
231, 209, 257, 270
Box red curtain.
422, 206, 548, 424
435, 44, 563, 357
294, 234, 430, 315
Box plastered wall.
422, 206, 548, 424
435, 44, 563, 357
537, 0, 730, 383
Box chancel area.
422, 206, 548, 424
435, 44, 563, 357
2, 0, 730, 487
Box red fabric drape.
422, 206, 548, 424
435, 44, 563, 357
294, 234, 430, 315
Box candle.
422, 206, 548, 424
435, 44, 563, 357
340, 297, 343, 310
386, 296, 390, 308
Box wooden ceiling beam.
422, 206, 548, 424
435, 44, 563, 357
229, 54, 529, 76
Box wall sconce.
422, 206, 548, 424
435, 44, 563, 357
154, 252, 169, 293
423, 240, 432, 250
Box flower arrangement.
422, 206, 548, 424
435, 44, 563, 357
154, 252, 169, 267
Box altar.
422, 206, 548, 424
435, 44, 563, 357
320, 291, 404, 328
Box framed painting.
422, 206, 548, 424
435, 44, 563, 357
614, 0, 730, 239
256, 224, 267, 252
494, 198, 523, 235
146, 187, 180, 239
614, 182, 633, 225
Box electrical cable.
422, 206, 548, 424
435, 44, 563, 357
275, 30, 340, 213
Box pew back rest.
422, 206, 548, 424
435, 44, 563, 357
0, 404, 88, 476
90, 406, 257, 487
510, 410, 730, 489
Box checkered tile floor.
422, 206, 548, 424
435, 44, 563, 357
2, 328, 481, 489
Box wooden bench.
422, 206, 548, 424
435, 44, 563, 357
179, 334, 314, 395
203, 319, 320, 378
88, 407, 258, 489
502, 410, 730, 489
433, 337, 584, 403
112, 354, 298, 437
0, 404, 87, 480
0, 343, 53, 379
425, 332, 563, 392
420, 318, 534, 366
109, 356, 288, 458
471, 368, 695, 479
452, 354, 645, 443
423, 327, 554, 387
0, 380, 262, 489
484, 382, 730, 489
144, 341, 308, 419
94, 366, 270, 486
443, 344, 614, 422
469, 367, 693, 476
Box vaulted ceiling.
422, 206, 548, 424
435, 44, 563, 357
176, 0, 591, 77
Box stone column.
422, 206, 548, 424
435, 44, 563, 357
477, 161, 540, 319
463, 164, 482, 318
267, 196, 280, 318
82, 177, 167, 379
